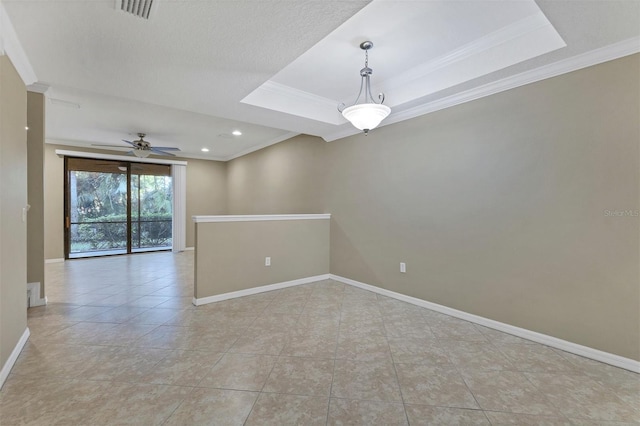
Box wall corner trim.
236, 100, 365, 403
0, 328, 30, 390
27, 282, 47, 307
27, 82, 49, 94
192, 274, 331, 306
328, 274, 640, 373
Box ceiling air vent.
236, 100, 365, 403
117, 0, 155, 19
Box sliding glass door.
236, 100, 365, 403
65, 157, 172, 258
130, 164, 173, 252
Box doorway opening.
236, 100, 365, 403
64, 157, 172, 258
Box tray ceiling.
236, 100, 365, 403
2, 0, 639, 160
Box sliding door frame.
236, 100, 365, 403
63, 156, 176, 259
59, 149, 187, 257
63, 156, 70, 257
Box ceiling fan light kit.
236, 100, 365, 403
338, 41, 391, 135
133, 148, 151, 158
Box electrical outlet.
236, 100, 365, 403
265, 257, 271, 266
400, 262, 406, 273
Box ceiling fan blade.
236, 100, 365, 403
151, 147, 181, 151
150, 148, 176, 157
91, 144, 130, 148
122, 140, 138, 147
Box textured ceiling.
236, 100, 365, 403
3, 0, 639, 160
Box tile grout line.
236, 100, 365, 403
424, 308, 490, 421
241, 287, 304, 426
379, 297, 413, 425
325, 280, 346, 426
11, 255, 638, 424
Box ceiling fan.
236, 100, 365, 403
93, 133, 180, 158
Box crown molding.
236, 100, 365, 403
0, 2, 37, 85
223, 131, 300, 161
242, 80, 343, 125
322, 125, 360, 143
27, 82, 49, 94
387, 11, 558, 94
246, 12, 562, 132
47, 132, 300, 163
261, 80, 338, 109
323, 37, 640, 143
386, 36, 640, 128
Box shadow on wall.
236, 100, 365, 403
330, 219, 383, 287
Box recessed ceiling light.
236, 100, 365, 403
201, 148, 210, 152
25, 126, 29, 130
232, 130, 242, 136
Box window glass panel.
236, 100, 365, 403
69, 222, 128, 254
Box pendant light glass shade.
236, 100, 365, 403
341, 103, 391, 132
338, 41, 390, 135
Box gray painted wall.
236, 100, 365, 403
195, 219, 329, 298
27, 92, 45, 296
0, 55, 28, 372
227, 134, 327, 215
227, 54, 640, 360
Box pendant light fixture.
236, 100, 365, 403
338, 41, 390, 135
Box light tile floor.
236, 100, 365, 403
1, 251, 638, 425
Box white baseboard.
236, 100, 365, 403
329, 274, 640, 373
45, 258, 64, 264
0, 328, 30, 390
27, 282, 47, 307
193, 274, 331, 306
183, 247, 195, 251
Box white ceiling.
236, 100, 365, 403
3, 0, 640, 160
243, 0, 566, 130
